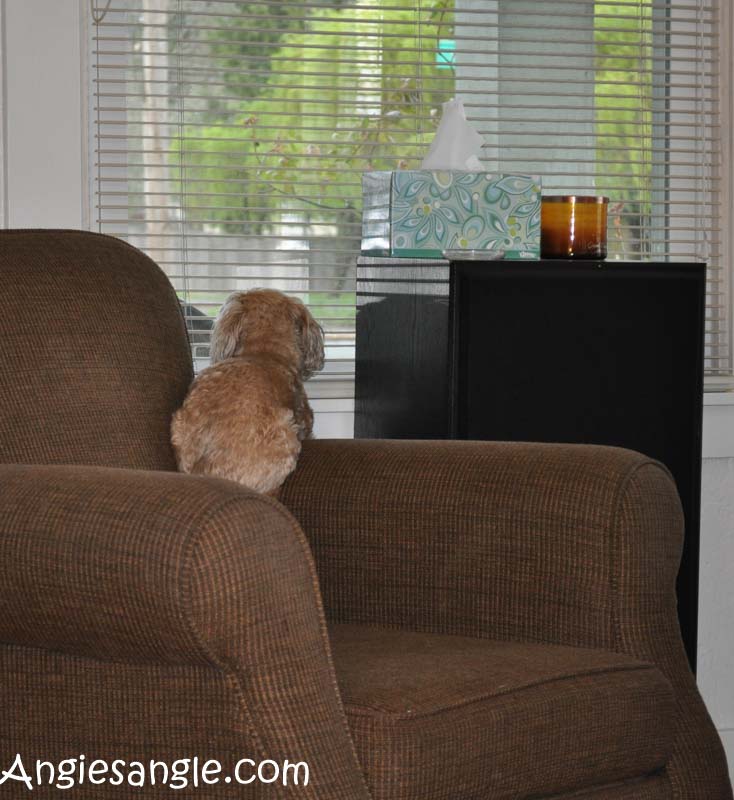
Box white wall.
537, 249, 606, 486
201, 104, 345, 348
1, 0, 85, 229
699, 453, 734, 782
1, 0, 733, 779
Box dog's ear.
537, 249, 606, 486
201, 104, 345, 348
295, 302, 325, 378
210, 293, 247, 363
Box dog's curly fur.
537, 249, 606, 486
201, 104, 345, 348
171, 289, 325, 495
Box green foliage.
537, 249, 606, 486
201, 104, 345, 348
174, 1, 456, 234
204, 2, 337, 103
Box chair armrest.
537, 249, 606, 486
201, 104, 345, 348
0, 463, 369, 799
282, 438, 682, 656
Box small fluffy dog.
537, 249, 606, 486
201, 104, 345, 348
171, 289, 325, 495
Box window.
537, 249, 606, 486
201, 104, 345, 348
90, 0, 728, 434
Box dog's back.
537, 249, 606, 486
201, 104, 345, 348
171, 356, 304, 494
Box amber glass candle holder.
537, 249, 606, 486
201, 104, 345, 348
541, 196, 609, 259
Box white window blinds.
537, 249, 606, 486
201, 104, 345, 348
90, 0, 728, 400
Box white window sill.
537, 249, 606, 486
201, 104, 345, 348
704, 390, 734, 406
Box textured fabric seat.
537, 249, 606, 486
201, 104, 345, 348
331, 625, 676, 800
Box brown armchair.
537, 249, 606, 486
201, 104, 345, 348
0, 229, 730, 799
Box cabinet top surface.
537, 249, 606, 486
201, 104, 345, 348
357, 256, 703, 269
357, 258, 705, 283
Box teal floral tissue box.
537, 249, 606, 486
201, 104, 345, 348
361, 171, 541, 259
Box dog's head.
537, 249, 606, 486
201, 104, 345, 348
209, 289, 325, 378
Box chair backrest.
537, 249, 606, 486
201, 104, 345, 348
0, 230, 193, 470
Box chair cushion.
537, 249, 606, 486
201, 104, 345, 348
329, 624, 675, 800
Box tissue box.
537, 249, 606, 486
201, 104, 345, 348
361, 171, 541, 259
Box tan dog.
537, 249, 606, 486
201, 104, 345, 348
171, 289, 325, 495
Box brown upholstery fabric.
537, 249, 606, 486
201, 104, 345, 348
0, 464, 370, 798
282, 439, 734, 800
547, 774, 672, 799
330, 624, 675, 800
0, 229, 193, 470
1, 231, 730, 799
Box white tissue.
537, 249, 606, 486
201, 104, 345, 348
421, 98, 485, 171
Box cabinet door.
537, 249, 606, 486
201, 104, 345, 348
450, 260, 705, 669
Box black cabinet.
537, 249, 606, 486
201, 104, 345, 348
356, 257, 705, 670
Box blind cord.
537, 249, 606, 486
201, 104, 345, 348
176, 0, 192, 348
92, 4, 104, 233
91, 0, 113, 24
